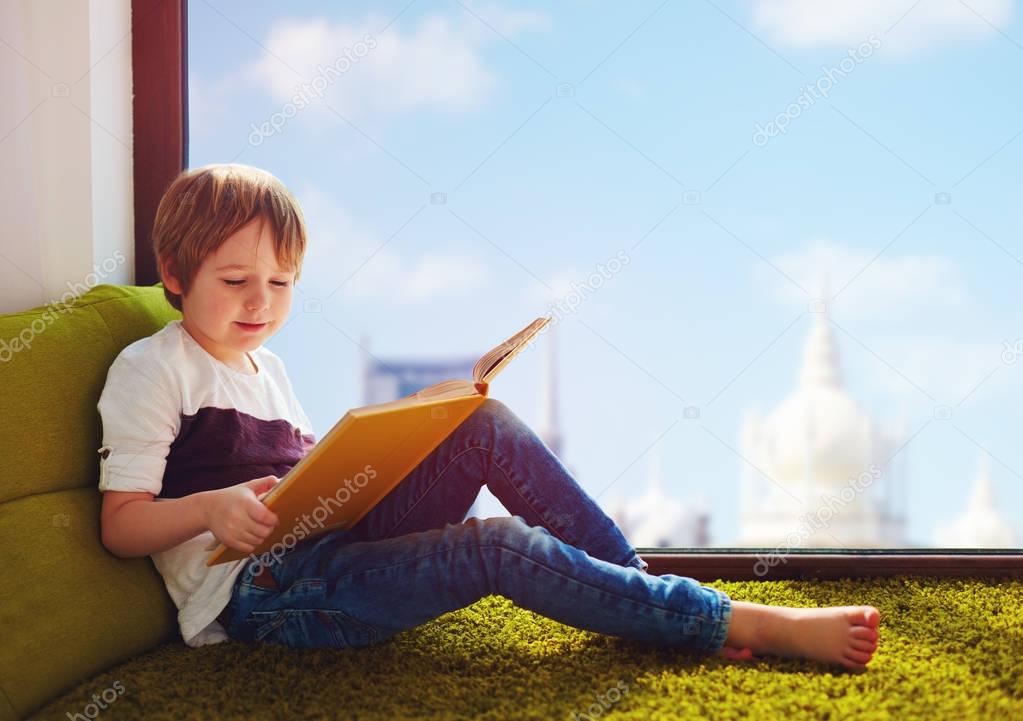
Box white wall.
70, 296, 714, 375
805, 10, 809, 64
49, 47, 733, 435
0, 0, 134, 315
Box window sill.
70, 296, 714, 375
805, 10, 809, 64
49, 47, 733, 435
638, 548, 1023, 580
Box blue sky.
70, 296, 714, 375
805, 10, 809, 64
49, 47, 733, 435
187, 0, 1023, 547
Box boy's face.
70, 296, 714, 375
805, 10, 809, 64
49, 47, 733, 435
161, 217, 296, 372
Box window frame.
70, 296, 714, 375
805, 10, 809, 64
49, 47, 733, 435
132, 0, 188, 286
133, 0, 1022, 581
641, 549, 1022, 581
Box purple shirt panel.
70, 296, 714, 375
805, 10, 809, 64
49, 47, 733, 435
158, 406, 317, 499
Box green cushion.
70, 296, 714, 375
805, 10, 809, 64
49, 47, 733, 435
0, 284, 182, 721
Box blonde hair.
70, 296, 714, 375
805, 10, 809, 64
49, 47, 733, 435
152, 164, 307, 311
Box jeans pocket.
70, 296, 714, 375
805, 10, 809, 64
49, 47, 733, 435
250, 608, 382, 649
245, 576, 384, 650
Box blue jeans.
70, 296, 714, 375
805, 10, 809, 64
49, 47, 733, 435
220, 399, 732, 652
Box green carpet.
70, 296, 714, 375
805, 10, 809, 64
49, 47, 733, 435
30, 577, 1022, 720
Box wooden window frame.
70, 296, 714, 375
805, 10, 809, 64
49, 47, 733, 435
642, 549, 1021, 581
132, 0, 1022, 581
132, 0, 188, 287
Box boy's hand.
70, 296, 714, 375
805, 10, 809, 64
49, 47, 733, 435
203, 476, 281, 554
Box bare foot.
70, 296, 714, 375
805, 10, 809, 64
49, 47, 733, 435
724, 602, 881, 671
715, 645, 755, 662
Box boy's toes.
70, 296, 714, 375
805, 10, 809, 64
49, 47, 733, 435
851, 626, 878, 642
851, 638, 877, 653
843, 649, 874, 665
716, 645, 755, 662
859, 606, 881, 628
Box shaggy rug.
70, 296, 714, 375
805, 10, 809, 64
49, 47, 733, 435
31, 576, 1022, 720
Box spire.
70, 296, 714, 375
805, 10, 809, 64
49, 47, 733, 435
360, 332, 371, 405
967, 453, 996, 515
799, 272, 843, 388
648, 439, 664, 493
537, 324, 563, 457
932, 450, 1017, 547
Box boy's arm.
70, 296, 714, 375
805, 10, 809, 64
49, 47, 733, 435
97, 354, 211, 558
97, 355, 275, 558
100, 490, 210, 559
100, 477, 280, 559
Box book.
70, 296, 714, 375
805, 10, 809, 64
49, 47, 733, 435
204, 315, 553, 567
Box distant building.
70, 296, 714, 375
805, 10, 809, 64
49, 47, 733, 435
536, 323, 563, 459
933, 453, 1018, 547
358, 325, 572, 521
360, 336, 476, 405
736, 290, 907, 548
609, 443, 711, 548
359, 334, 484, 519
535, 323, 713, 548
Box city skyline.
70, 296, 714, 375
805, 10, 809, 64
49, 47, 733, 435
188, 0, 1023, 547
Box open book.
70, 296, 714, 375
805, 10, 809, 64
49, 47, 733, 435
205, 315, 552, 566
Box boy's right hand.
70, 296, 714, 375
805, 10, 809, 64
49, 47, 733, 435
202, 476, 281, 554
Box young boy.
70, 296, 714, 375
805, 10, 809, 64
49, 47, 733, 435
98, 164, 880, 670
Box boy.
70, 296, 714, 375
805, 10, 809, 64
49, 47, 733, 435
98, 164, 306, 646
98, 164, 880, 669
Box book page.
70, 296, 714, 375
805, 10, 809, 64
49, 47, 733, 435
473, 316, 552, 384
415, 379, 478, 400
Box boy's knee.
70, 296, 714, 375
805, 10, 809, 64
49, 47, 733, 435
458, 398, 504, 437
476, 397, 523, 434
474, 514, 548, 547
477, 397, 508, 420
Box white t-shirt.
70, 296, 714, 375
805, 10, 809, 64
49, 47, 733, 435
97, 319, 316, 647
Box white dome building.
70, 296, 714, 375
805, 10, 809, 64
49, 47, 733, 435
737, 298, 907, 548
933, 453, 1017, 548
610, 443, 710, 548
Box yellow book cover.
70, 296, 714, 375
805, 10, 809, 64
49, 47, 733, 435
205, 315, 552, 567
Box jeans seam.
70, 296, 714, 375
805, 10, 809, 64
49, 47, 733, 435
388, 442, 574, 548
488, 446, 575, 546
324, 540, 706, 622
704, 590, 731, 652
250, 606, 379, 627
386, 444, 490, 535
487, 438, 638, 569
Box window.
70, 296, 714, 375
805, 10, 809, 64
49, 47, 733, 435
135, 0, 1023, 578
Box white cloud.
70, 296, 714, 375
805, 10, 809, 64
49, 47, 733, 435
244, 6, 550, 123
766, 239, 967, 321
462, 2, 552, 35
524, 267, 585, 304
345, 250, 491, 303
401, 255, 490, 300
763, 240, 1013, 404
188, 70, 255, 136
752, 0, 1014, 56
297, 185, 491, 304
